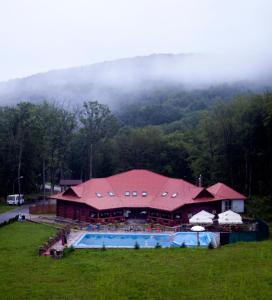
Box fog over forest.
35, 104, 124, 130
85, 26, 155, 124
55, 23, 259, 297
0, 53, 271, 108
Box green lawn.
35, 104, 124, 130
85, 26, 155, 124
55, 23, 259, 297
0, 203, 14, 214
0, 222, 271, 300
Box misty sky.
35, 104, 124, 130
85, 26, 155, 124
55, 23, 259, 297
0, 0, 271, 81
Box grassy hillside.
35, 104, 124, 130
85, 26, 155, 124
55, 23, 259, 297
0, 222, 271, 300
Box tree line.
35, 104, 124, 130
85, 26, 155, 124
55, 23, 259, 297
0, 93, 271, 219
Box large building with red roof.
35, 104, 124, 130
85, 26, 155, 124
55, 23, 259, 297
53, 169, 246, 225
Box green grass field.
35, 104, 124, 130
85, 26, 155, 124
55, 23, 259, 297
0, 222, 271, 300
0, 203, 14, 214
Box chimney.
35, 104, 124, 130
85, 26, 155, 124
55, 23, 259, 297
198, 174, 202, 187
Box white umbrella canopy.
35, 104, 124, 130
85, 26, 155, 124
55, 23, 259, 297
189, 217, 213, 224
189, 210, 215, 224
218, 210, 243, 224
191, 225, 205, 232
197, 210, 215, 219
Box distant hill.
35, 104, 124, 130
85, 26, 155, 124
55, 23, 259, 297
0, 53, 271, 109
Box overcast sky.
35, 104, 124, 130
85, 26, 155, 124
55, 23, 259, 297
0, 0, 271, 81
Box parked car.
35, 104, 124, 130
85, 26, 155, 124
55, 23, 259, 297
7, 194, 24, 205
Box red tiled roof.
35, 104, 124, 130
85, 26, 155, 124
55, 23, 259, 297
207, 182, 246, 200
52, 169, 246, 211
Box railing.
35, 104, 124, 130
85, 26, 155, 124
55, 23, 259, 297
37, 215, 259, 234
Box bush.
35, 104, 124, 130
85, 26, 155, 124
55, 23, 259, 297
134, 241, 140, 250
180, 242, 187, 248
63, 246, 75, 257
155, 242, 162, 248
208, 242, 214, 249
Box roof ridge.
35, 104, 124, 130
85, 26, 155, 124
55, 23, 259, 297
107, 169, 171, 180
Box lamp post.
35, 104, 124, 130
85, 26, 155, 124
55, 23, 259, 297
13, 176, 23, 194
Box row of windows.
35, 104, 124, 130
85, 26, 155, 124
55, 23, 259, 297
96, 191, 148, 197
95, 191, 179, 198
162, 192, 178, 198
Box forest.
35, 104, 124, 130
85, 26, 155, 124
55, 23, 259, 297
0, 91, 271, 220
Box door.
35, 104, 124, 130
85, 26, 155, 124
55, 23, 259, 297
74, 208, 80, 220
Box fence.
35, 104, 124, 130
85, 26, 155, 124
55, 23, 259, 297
219, 219, 269, 245
29, 204, 56, 214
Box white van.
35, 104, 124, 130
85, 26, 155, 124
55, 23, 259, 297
7, 194, 24, 205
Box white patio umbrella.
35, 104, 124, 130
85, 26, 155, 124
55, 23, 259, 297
189, 217, 213, 225
190, 225, 205, 246
189, 210, 215, 225
191, 225, 205, 232
218, 210, 243, 224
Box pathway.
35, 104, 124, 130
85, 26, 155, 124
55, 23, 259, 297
0, 204, 29, 223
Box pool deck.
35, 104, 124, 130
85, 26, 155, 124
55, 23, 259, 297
24, 213, 220, 252
45, 230, 180, 253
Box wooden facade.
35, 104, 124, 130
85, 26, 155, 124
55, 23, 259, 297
56, 199, 222, 225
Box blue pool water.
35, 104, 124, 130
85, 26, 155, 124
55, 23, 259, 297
73, 232, 216, 248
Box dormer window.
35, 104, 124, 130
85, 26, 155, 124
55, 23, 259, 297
108, 192, 115, 197
162, 192, 168, 197
124, 191, 130, 196
171, 193, 178, 198
96, 192, 102, 198
142, 191, 148, 197
132, 191, 137, 197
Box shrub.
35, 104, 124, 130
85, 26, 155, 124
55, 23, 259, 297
155, 242, 162, 249
63, 246, 75, 257
180, 242, 187, 248
208, 242, 214, 249
134, 241, 140, 250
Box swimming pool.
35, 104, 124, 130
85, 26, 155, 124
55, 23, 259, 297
73, 232, 217, 248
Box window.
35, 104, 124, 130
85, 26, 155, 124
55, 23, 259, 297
150, 211, 159, 217
108, 192, 115, 197
112, 210, 123, 216
162, 192, 168, 197
161, 212, 170, 219
142, 191, 148, 197
171, 193, 178, 198
132, 191, 137, 197
124, 191, 130, 196
96, 192, 102, 198
100, 211, 110, 218
174, 214, 181, 219
224, 200, 232, 211
89, 211, 97, 218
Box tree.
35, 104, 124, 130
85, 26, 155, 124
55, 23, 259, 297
80, 101, 118, 179
36, 102, 76, 193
